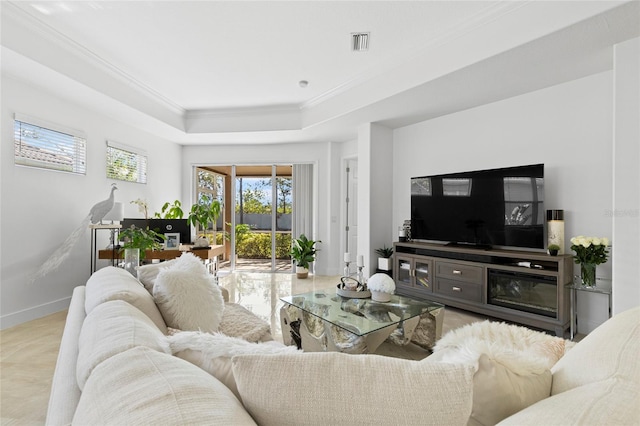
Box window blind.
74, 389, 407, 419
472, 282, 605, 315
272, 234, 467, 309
14, 114, 87, 175
106, 140, 147, 184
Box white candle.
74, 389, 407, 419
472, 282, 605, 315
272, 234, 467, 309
357, 255, 364, 267
344, 252, 351, 263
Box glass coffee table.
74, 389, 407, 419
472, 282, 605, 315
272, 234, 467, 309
280, 290, 444, 353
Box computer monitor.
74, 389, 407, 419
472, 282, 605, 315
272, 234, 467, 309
121, 218, 192, 245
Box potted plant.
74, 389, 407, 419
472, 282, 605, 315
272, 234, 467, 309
154, 200, 184, 219
570, 236, 610, 288
375, 245, 394, 271
547, 244, 560, 256
119, 225, 165, 259
290, 234, 320, 279
187, 200, 222, 247
119, 225, 165, 275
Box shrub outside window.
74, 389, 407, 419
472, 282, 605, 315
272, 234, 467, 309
106, 140, 147, 184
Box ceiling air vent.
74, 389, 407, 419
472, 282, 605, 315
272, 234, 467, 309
351, 32, 370, 52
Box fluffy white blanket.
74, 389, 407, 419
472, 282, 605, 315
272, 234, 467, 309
168, 331, 298, 359
432, 320, 575, 375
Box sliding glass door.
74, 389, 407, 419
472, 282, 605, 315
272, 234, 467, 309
234, 166, 292, 272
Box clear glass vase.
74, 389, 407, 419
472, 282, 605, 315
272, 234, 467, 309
124, 248, 140, 276
580, 262, 597, 288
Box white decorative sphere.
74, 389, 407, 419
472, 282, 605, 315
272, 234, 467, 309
367, 273, 396, 294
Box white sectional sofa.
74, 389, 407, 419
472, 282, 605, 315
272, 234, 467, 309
46, 265, 639, 425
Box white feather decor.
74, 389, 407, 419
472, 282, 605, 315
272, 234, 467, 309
31, 184, 118, 283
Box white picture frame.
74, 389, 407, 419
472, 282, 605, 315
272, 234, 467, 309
164, 232, 180, 250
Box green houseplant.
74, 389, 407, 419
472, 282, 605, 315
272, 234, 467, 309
119, 225, 165, 261
375, 245, 394, 271
547, 244, 560, 256
154, 200, 184, 219
290, 234, 320, 278
187, 201, 222, 246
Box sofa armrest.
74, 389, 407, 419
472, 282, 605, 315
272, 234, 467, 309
46, 286, 86, 426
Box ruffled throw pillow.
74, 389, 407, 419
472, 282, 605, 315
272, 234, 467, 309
153, 253, 224, 333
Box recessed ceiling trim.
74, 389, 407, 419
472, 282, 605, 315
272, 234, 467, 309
1, 1, 186, 117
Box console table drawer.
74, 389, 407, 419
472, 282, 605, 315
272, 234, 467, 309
436, 261, 483, 284
435, 278, 482, 302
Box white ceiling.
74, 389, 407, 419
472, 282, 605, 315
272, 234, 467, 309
1, 1, 638, 145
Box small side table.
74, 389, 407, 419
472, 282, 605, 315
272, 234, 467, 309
567, 276, 612, 340
90, 224, 122, 274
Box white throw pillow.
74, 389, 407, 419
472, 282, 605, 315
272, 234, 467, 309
167, 251, 208, 275
168, 331, 299, 398
85, 266, 167, 333
497, 379, 640, 426
76, 300, 171, 390
551, 306, 640, 395
232, 352, 475, 426
73, 346, 256, 426
137, 259, 177, 293
153, 260, 224, 332
430, 321, 566, 426
469, 354, 551, 426
219, 303, 272, 342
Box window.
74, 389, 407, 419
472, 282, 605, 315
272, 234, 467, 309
14, 114, 86, 174
106, 140, 147, 184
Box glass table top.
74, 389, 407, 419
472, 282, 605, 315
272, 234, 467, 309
566, 275, 612, 295
280, 290, 443, 336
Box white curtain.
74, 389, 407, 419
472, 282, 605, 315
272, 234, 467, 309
292, 164, 313, 241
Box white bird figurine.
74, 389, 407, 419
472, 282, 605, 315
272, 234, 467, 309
31, 184, 119, 282
90, 183, 118, 224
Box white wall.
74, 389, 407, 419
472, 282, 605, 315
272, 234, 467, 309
0, 76, 182, 329
181, 141, 345, 276
392, 70, 624, 333
358, 123, 394, 276
612, 37, 640, 314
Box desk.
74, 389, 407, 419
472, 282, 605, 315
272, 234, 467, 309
567, 276, 612, 340
98, 245, 225, 275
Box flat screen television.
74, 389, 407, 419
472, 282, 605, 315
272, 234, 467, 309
410, 164, 544, 250
121, 218, 192, 245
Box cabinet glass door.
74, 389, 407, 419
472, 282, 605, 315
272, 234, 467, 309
415, 260, 431, 290
397, 258, 412, 285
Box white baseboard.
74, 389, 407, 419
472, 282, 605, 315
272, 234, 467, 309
0, 296, 71, 330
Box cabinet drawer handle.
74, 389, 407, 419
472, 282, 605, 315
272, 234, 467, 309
452, 286, 462, 292
452, 270, 462, 275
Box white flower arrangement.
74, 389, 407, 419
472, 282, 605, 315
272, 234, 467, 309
570, 235, 610, 265
367, 273, 396, 294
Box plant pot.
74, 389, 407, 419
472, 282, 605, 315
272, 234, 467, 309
296, 266, 309, 279
124, 248, 139, 276
548, 249, 558, 256
580, 262, 597, 288
371, 290, 391, 302
377, 257, 392, 271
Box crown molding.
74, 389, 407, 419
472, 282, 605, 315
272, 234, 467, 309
185, 104, 302, 133
1, 1, 186, 117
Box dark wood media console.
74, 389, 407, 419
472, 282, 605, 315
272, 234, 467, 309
393, 242, 573, 336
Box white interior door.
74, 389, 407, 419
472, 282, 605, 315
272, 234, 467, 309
345, 159, 358, 260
